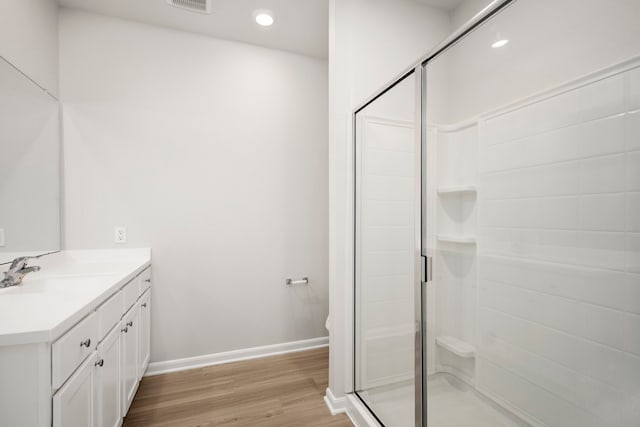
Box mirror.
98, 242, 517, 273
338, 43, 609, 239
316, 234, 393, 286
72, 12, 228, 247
0, 56, 60, 264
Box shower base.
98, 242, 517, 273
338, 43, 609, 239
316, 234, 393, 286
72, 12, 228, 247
357, 373, 529, 426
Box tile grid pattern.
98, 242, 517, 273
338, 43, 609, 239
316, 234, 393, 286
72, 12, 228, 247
476, 65, 640, 426
358, 116, 415, 388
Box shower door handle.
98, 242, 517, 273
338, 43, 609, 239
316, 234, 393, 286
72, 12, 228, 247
421, 255, 433, 283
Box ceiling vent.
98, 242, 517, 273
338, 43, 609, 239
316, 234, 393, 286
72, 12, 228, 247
166, 0, 212, 14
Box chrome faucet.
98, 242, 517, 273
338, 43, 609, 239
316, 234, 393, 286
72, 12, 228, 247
1, 257, 41, 288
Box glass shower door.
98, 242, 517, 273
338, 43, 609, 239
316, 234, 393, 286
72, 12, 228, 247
354, 72, 420, 426
422, 0, 640, 426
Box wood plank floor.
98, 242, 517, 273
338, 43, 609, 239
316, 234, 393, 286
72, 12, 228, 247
123, 347, 352, 426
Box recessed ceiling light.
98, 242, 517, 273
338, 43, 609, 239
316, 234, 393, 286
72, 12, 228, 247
254, 10, 275, 27
491, 39, 509, 48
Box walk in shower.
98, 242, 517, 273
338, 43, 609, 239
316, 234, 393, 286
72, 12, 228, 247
354, 0, 640, 425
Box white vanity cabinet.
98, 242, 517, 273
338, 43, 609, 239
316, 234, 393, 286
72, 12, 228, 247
54, 324, 123, 427
94, 325, 121, 427
55, 267, 152, 427
53, 353, 96, 427
138, 289, 151, 376
120, 303, 140, 414
0, 253, 152, 427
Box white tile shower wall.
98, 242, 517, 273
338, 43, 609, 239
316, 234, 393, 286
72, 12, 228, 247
435, 249, 476, 346
434, 124, 478, 374
435, 126, 478, 238
477, 65, 640, 426
358, 116, 414, 387
437, 125, 478, 188
436, 126, 478, 239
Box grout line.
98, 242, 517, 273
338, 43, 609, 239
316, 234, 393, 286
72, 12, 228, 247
480, 276, 640, 317
484, 111, 627, 148
477, 355, 621, 425
482, 335, 629, 399
479, 223, 627, 233
480, 305, 640, 361
366, 250, 412, 255
481, 148, 640, 176
482, 191, 635, 201
479, 250, 628, 274
480, 225, 627, 233
364, 147, 414, 154
363, 199, 413, 203
479, 253, 639, 276
365, 225, 412, 229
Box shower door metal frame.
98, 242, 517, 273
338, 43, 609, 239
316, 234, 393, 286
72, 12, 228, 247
350, 1, 517, 426
352, 67, 420, 427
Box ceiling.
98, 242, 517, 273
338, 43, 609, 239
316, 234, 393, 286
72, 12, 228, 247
56, 0, 329, 59
417, 0, 465, 11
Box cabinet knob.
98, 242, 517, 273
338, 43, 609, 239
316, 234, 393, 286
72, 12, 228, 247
95, 359, 104, 367
141, 303, 147, 308
144, 279, 151, 283
127, 321, 133, 327
80, 338, 91, 348
121, 327, 128, 333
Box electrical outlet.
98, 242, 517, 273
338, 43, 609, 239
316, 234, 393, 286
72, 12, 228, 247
0, 228, 5, 247
114, 226, 127, 244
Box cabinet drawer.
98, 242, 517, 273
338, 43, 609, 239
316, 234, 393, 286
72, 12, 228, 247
123, 278, 139, 311
53, 311, 99, 389
139, 267, 152, 293
98, 291, 124, 342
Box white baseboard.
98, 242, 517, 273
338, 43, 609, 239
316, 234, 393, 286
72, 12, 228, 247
324, 387, 347, 415
144, 336, 329, 377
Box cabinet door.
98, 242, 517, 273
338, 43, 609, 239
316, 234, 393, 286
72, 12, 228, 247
138, 289, 151, 379
120, 306, 139, 415
53, 352, 96, 427
94, 326, 121, 427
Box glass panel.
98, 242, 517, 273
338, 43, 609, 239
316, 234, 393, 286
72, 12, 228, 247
0, 57, 60, 263
423, 0, 640, 426
355, 72, 417, 426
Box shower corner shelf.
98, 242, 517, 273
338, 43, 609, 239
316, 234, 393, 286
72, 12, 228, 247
436, 336, 476, 358
437, 235, 476, 244
437, 185, 477, 195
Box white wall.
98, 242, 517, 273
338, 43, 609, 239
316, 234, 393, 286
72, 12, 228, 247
0, 0, 59, 95
328, 0, 450, 398
59, 9, 329, 363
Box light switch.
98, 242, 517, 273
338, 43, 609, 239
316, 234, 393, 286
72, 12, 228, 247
114, 226, 126, 244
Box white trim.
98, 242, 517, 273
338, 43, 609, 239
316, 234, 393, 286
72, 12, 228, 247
430, 55, 640, 131
483, 55, 640, 121
144, 336, 329, 377
346, 394, 382, 427
324, 387, 347, 416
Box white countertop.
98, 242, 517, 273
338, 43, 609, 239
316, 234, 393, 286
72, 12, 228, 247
0, 249, 151, 346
